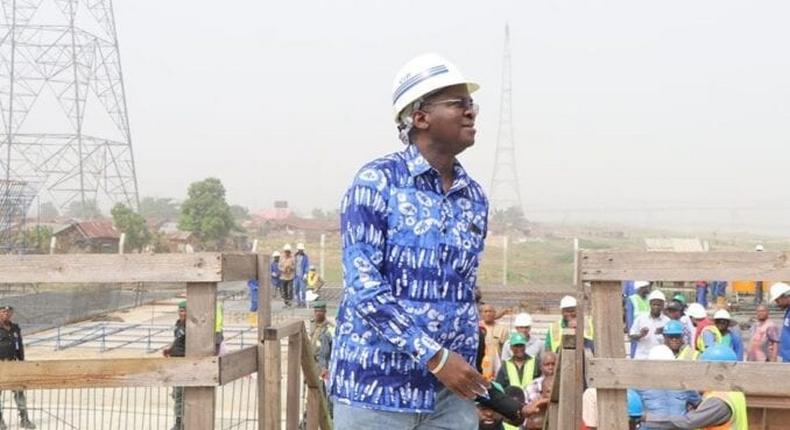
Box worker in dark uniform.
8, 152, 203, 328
0, 305, 36, 429
162, 301, 187, 430
309, 300, 335, 417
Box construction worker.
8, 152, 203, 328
330, 53, 489, 428
481, 303, 508, 380
665, 301, 695, 348
642, 345, 746, 429
495, 333, 536, 393
0, 305, 35, 429
162, 301, 187, 430
626, 281, 652, 357
698, 309, 743, 360
627, 389, 644, 430
686, 302, 713, 350
769, 282, 790, 362
306, 265, 324, 296
664, 320, 698, 360
545, 295, 594, 353
294, 243, 310, 308
278, 244, 295, 307
629, 290, 669, 359
271, 250, 281, 298
500, 312, 541, 362
637, 345, 701, 428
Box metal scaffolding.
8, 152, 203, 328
0, 0, 139, 219
0, 177, 36, 251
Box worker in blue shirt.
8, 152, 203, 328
770, 282, 790, 362
625, 281, 651, 358
700, 310, 743, 360
270, 251, 281, 298
329, 53, 489, 429
637, 345, 701, 430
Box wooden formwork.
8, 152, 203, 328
0, 252, 331, 430
576, 250, 790, 429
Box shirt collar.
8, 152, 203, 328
402, 144, 472, 193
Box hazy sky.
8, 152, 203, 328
113, 0, 790, 232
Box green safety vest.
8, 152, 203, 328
629, 294, 650, 318
701, 391, 747, 430
547, 317, 595, 353
677, 345, 699, 360
696, 326, 724, 352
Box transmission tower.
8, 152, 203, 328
0, 0, 139, 225
489, 23, 524, 213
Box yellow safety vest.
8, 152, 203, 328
547, 317, 595, 353
629, 294, 650, 318
696, 326, 723, 352
215, 303, 223, 333
701, 391, 747, 430
505, 358, 535, 390
677, 345, 699, 360
307, 272, 320, 289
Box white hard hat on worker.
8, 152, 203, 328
392, 53, 479, 123
770, 282, 790, 304
514, 312, 533, 327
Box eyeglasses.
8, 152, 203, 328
422, 98, 479, 114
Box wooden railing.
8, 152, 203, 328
574, 250, 790, 429
0, 252, 332, 430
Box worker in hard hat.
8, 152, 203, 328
293, 243, 310, 308
279, 244, 296, 307
501, 312, 541, 362
626, 281, 652, 357
769, 282, 790, 362
665, 301, 695, 348
642, 345, 746, 429
637, 345, 701, 428
662, 320, 697, 360
686, 302, 713, 351
629, 290, 670, 359
330, 53, 489, 428
698, 309, 743, 360
494, 333, 537, 393
544, 295, 594, 353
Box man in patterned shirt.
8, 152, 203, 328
330, 53, 489, 429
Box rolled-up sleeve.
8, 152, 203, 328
340, 181, 442, 366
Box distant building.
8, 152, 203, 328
53, 220, 120, 253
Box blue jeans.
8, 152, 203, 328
294, 276, 307, 305
333, 388, 477, 430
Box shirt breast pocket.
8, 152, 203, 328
387, 189, 441, 249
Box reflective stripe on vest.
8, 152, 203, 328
629, 294, 650, 318
696, 326, 723, 352
505, 358, 535, 389
548, 317, 595, 352
702, 391, 747, 430
677, 345, 699, 360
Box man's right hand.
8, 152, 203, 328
429, 349, 488, 400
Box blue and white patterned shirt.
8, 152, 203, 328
329, 143, 488, 413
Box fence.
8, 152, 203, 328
574, 250, 790, 429
0, 253, 331, 430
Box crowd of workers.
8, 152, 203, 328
268, 242, 324, 308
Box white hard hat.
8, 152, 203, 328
648, 344, 675, 361
647, 290, 666, 302
391, 53, 479, 122
513, 313, 533, 327
560, 295, 577, 309
713, 309, 732, 321
283, 243, 292, 251
686, 303, 707, 319
272, 251, 280, 257
770, 282, 790, 303
755, 244, 765, 252
634, 281, 650, 289
296, 242, 305, 251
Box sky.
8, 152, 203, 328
100, 1, 790, 232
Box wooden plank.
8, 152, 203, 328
748, 395, 790, 409
265, 320, 305, 341
0, 253, 225, 283
545, 403, 558, 430
587, 358, 790, 396
590, 281, 628, 430
306, 388, 320, 430
573, 240, 585, 430
263, 338, 282, 430
0, 357, 218, 389
222, 253, 258, 281
286, 332, 302, 430
557, 348, 577, 430
219, 345, 258, 385
581, 250, 790, 282
184, 282, 217, 430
